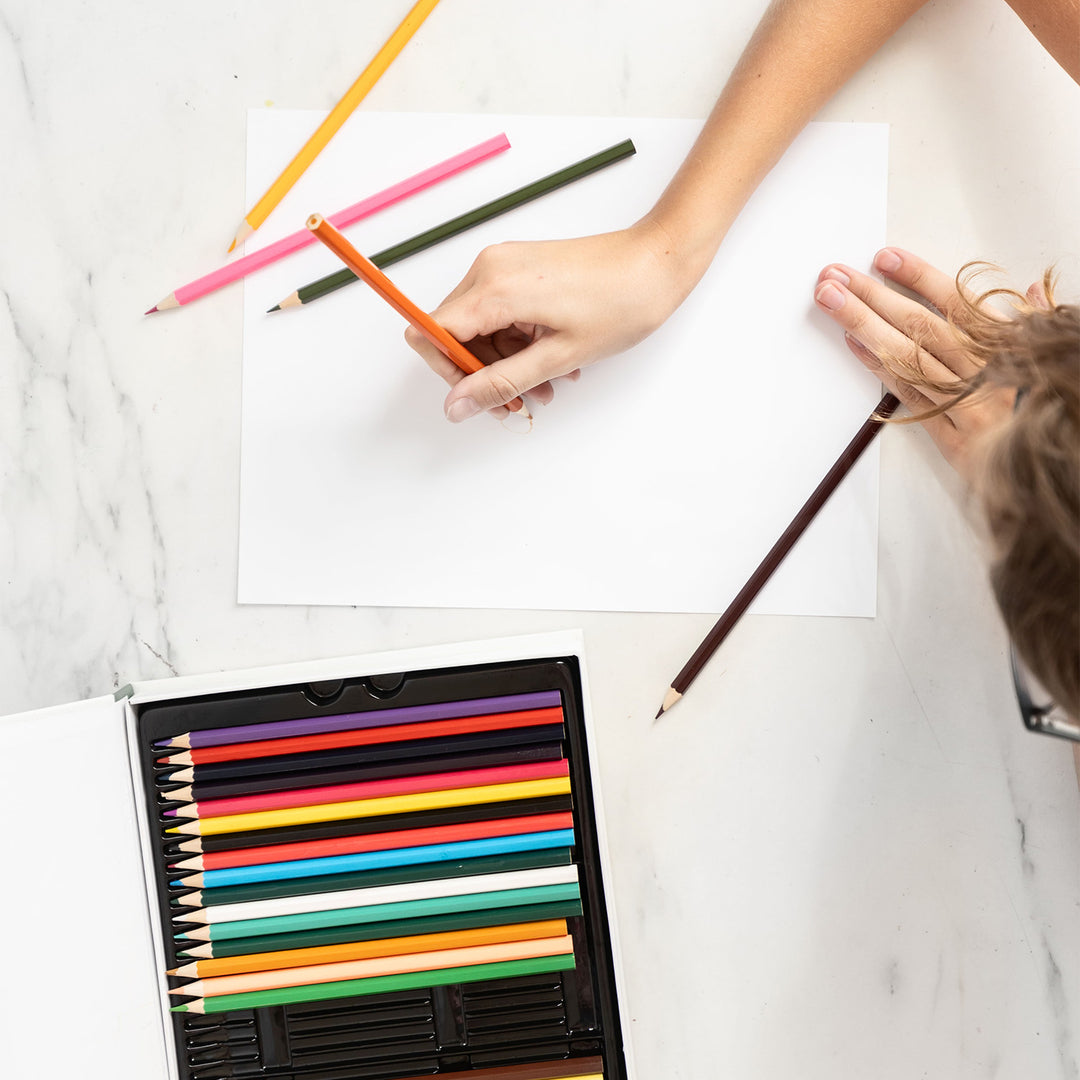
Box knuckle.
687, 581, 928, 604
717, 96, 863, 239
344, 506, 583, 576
484, 367, 526, 406
904, 261, 928, 291
905, 310, 937, 342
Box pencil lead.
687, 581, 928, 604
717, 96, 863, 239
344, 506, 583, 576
144, 306, 158, 315
266, 304, 280, 313
170, 1004, 190, 1013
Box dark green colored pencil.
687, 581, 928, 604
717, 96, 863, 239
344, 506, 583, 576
269, 138, 636, 310
173, 847, 572, 908
176, 898, 583, 959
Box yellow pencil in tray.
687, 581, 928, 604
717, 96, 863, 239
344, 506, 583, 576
229, 0, 443, 250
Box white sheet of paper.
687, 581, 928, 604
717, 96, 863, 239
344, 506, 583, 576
239, 112, 887, 614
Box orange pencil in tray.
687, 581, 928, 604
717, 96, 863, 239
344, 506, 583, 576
305, 213, 531, 418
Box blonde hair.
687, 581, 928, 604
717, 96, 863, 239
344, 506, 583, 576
885, 267, 1080, 717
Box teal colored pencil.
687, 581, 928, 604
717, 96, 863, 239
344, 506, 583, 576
177, 898, 585, 959
172, 953, 576, 1014
177, 882, 582, 942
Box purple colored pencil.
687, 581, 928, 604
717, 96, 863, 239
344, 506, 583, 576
154, 691, 563, 750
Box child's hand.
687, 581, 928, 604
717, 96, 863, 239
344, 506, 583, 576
404, 221, 691, 422
813, 247, 1016, 482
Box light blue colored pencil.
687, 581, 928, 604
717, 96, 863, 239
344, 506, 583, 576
173, 828, 576, 889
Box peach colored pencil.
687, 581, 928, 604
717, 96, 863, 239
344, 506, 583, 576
167, 918, 569, 979
306, 213, 531, 417
169, 933, 574, 998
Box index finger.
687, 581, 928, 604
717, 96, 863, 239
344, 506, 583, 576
872, 248, 976, 322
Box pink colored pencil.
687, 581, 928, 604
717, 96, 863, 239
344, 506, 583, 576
165, 759, 571, 820
147, 133, 510, 312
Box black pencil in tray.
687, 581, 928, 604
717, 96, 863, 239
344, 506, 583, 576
125, 646, 631, 1079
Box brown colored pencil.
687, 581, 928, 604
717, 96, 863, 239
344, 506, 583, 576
655, 392, 900, 718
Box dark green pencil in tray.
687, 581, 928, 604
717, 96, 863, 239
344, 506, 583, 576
269, 138, 637, 311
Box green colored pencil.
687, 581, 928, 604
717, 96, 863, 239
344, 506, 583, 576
174, 847, 573, 909
269, 138, 636, 310
178, 898, 584, 959
172, 953, 576, 1014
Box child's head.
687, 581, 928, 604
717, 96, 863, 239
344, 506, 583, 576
971, 289, 1079, 718
897, 268, 1080, 719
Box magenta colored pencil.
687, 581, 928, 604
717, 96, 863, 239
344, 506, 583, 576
164, 759, 571, 820
147, 133, 510, 312
154, 690, 562, 750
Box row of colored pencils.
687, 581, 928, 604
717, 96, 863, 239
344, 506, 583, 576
150, 139, 636, 313
160, 690, 588, 1017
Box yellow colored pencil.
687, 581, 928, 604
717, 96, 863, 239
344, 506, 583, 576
165, 776, 572, 836
229, 0, 443, 250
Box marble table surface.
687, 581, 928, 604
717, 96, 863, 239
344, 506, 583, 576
1, 1, 1077, 1076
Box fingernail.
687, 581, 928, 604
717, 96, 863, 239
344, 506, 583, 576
823, 266, 850, 286
446, 397, 481, 423
815, 282, 845, 311
875, 248, 902, 274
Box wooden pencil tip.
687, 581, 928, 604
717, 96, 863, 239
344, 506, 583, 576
229, 220, 254, 254
272, 291, 302, 311
654, 686, 681, 721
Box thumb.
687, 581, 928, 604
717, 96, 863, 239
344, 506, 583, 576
443, 334, 573, 422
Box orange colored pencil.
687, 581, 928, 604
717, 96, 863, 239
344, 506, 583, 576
168, 918, 568, 979
169, 933, 574, 998
305, 213, 530, 417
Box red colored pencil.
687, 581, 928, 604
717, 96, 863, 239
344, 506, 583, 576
168, 760, 570, 821
171, 811, 576, 873
157, 706, 563, 767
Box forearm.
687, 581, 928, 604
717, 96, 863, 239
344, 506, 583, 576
1005, 0, 1080, 82
642, 0, 932, 291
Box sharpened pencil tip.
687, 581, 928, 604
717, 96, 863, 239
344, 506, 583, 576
144, 306, 158, 315
267, 304, 280, 312
654, 706, 665, 720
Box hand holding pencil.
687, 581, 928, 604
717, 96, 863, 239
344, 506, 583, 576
403, 222, 694, 421
306, 214, 532, 419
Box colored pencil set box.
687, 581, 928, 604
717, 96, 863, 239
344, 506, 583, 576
1, 632, 632, 1080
